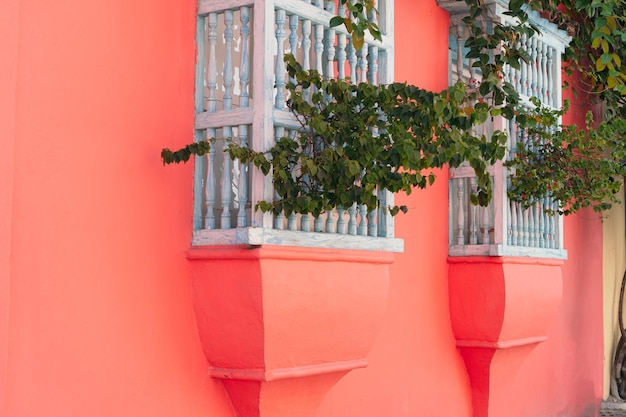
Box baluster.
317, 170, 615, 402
368, 208, 378, 237
456, 179, 465, 245
274, 192, 285, 230
530, 37, 538, 97
522, 209, 529, 247
548, 199, 556, 248
516, 202, 523, 246
507, 196, 513, 245
367, 8, 379, 85
206, 13, 218, 113
347, 39, 357, 82
224, 11, 234, 110
288, 206, 298, 230
481, 202, 490, 245
546, 46, 554, 107
470, 178, 478, 244
336, 3, 347, 80
358, 43, 368, 83
455, 25, 464, 84
358, 204, 368, 236
205, 137, 217, 230
348, 203, 357, 235
520, 34, 529, 97
204, 13, 219, 229
301, 213, 311, 232
289, 14, 299, 56
301, 18, 312, 102
510, 201, 518, 246
275, 10, 287, 109
301, 17, 312, 70
514, 39, 522, 92
273, 127, 285, 229
220, 11, 235, 229
538, 41, 546, 105
221, 137, 233, 229
325, 210, 335, 233
325, 1, 336, 81
526, 35, 534, 97
508, 119, 517, 160
314, 22, 324, 74
237, 7, 251, 227
537, 201, 545, 248
337, 206, 346, 234
529, 205, 536, 247
314, 214, 324, 232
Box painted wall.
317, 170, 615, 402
504, 84, 605, 417
318, 1, 474, 416
0, 0, 604, 417
2, 0, 235, 415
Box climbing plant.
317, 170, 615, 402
337, 0, 626, 214
163, 0, 626, 216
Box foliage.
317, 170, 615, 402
339, 0, 626, 215
163, 0, 626, 217
506, 101, 626, 215
163, 54, 508, 216
528, 0, 626, 113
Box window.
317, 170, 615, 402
192, 0, 401, 251
439, 0, 570, 258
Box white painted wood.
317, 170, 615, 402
195, 108, 254, 130
357, 205, 366, 236
237, 6, 251, 228
324, 2, 336, 81
456, 179, 465, 245
275, 0, 389, 49
275, 9, 287, 109
445, 2, 570, 256
367, 209, 377, 237
337, 206, 346, 234
193, 227, 404, 252
191, 0, 400, 250
348, 203, 357, 235
325, 210, 335, 233
347, 39, 357, 83
448, 243, 567, 259
194, 16, 207, 231
198, 0, 254, 16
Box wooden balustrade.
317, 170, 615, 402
445, 1, 569, 258
191, 0, 401, 251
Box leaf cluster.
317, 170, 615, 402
224, 55, 507, 216
506, 103, 626, 215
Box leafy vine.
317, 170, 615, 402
163, 0, 626, 217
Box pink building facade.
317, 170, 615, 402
0, 1, 604, 416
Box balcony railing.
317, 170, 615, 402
192, 0, 402, 251
441, 0, 570, 258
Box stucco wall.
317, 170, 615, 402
0, 0, 605, 416
2, 0, 236, 415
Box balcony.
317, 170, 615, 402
192, 0, 402, 252
442, 0, 570, 259
188, 3, 399, 417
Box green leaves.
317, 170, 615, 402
506, 104, 626, 215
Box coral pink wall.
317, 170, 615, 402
1, 0, 604, 416
505, 82, 604, 417
318, 1, 475, 416
3, 0, 234, 415
0, 1, 20, 414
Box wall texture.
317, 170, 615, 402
0, 0, 605, 416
